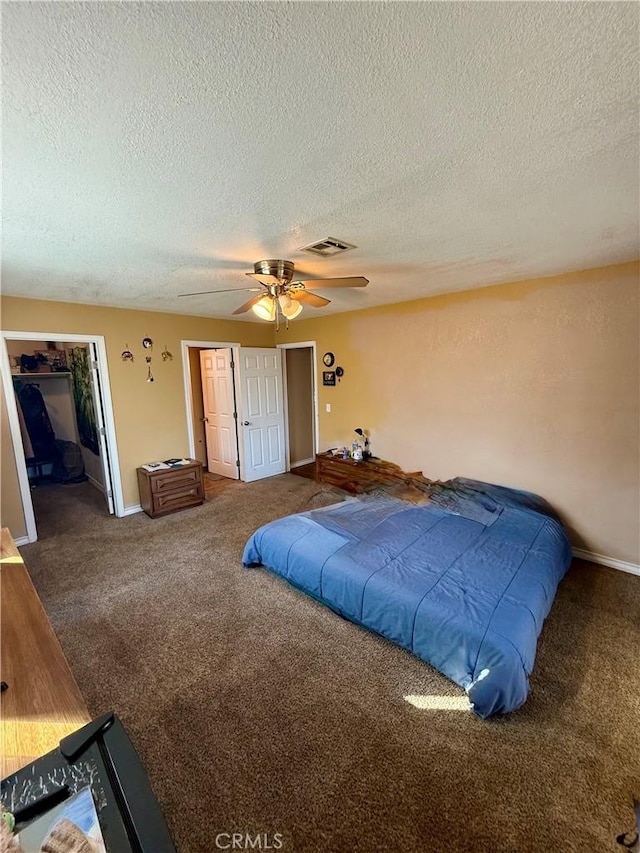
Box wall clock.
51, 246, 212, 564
322, 352, 335, 367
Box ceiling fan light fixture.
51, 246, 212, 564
278, 293, 303, 319
252, 295, 276, 321
179, 258, 368, 319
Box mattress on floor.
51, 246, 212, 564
243, 479, 572, 718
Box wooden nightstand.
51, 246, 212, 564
137, 460, 204, 518
315, 453, 431, 496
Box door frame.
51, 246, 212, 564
277, 341, 319, 470
180, 339, 242, 477
0, 330, 124, 543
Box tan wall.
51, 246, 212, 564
285, 347, 314, 465
1, 298, 272, 524
1, 381, 28, 539
278, 262, 640, 565
3, 263, 638, 563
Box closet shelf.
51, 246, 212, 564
12, 372, 72, 378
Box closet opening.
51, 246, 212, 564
278, 341, 318, 475
1, 333, 122, 543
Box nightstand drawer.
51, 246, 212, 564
154, 484, 203, 512
150, 467, 201, 493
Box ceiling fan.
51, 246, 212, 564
179, 259, 368, 324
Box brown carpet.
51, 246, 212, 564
19, 479, 640, 853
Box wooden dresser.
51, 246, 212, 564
1, 528, 91, 777
316, 453, 432, 496
137, 460, 204, 518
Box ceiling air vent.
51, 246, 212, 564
301, 237, 357, 257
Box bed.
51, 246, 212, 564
242, 477, 572, 718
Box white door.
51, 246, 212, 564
200, 348, 239, 479
89, 342, 115, 514
238, 347, 286, 482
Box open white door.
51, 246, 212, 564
89, 342, 115, 514
200, 348, 239, 479
238, 347, 285, 482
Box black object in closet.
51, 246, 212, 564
16, 383, 57, 461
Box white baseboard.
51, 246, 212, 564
121, 503, 143, 516
572, 547, 640, 577
87, 475, 105, 493
14, 535, 31, 547
290, 457, 315, 468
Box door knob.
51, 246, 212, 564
242, 421, 251, 425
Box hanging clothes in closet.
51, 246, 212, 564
15, 382, 57, 461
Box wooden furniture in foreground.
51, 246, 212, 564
137, 460, 204, 519
0, 528, 90, 778
316, 452, 432, 496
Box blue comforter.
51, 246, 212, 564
243, 479, 572, 718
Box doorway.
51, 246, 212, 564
181, 339, 242, 486
279, 342, 318, 470
182, 341, 289, 484
1, 331, 123, 543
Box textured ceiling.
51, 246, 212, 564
2, 1, 638, 320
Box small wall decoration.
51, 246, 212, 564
322, 352, 335, 367
121, 337, 169, 380
323, 370, 336, 386
335, 366, 344, 382
141, 337, 155, 381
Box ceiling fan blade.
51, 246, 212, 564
294, 276, 369, 289
246, 272, 281, 286
233, 294, 266, 315
179, 287, 262, 297
290, 290, 331, 308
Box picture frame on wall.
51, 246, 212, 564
323, 371, 336, 386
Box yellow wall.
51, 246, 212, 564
0, 298, 272, 532
278, 261, 640, 565
3, 262, 639, 565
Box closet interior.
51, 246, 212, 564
9, 339, 110, 526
